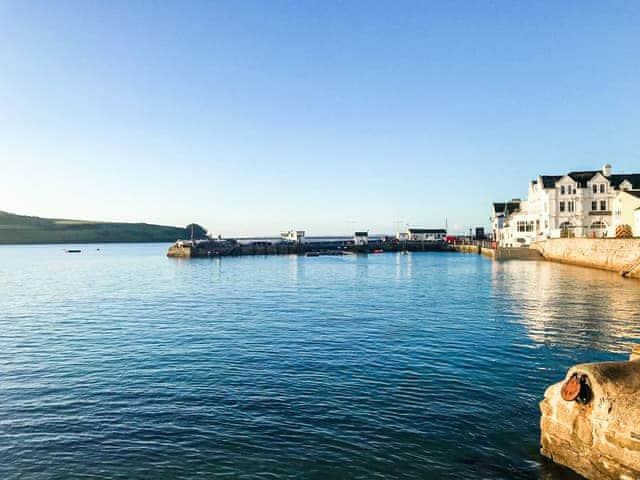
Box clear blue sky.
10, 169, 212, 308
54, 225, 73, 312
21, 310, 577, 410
1, 1, 639, 236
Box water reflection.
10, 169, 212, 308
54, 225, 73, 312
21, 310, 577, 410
492, 260, 640, 354
3, 246, 640, 480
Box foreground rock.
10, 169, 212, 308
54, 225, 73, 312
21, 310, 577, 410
540, 345, 640, 479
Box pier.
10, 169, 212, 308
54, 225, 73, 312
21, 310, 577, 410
167, 236, 454, 258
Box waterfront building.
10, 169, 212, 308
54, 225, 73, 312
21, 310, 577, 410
353, 231, 369, 246
492, 164, 640, 246
407, 228, 447, 241
491, 200, 521, 246
613, 190, 640, 237
281, 230, 306, 243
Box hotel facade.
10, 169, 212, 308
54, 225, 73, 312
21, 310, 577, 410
492, 164, 640, 247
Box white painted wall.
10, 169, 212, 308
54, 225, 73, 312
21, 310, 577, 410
495, 166, 631, 246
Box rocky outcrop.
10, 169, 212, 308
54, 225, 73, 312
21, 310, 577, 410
540, 346, 640, 479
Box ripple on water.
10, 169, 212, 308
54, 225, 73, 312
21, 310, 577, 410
1, 244, 638, 479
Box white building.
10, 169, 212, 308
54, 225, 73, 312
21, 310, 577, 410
613, 190, 640, 237
491, 200, 521, 246
353, 231, 369, 246
407, 228, 447, 241
281, 230, 306, 243
492, 164, 640, 246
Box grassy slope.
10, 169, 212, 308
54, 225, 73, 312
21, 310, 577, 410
0, 211, 187, 244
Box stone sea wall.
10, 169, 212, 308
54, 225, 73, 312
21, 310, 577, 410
494, 247, 541, 261
453, 245, 539, 260
540, 347, 640, 479
532, 238, 640, 279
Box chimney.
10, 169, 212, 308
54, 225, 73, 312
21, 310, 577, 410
603, 164, 612, 176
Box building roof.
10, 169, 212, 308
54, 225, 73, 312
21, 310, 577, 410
538, 171, 640, 189
610, 174, 640, 189
567, 171, 600, 187
622, 190, 640, 199
408, 228, 446, 234
540, 175, 563, 188
492, 201, 520, 214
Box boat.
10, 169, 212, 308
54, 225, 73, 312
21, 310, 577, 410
305, 251, 320, 257
373, 249, 384, 254
64, 249, 81, 253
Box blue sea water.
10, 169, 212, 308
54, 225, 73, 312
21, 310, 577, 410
1, 244, 640, 480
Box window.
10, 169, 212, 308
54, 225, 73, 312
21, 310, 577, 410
592, 201, 597, 211
593, 184, 598, 194
600, 200, 607, 211
560, 201, 565, 212
600, 184, 605, 193
560, 185, 565, 195
517, 221, 533, 232
572, 187, 577, 194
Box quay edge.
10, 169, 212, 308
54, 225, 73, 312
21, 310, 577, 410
532, 238, 640, 279
453, 243, 542, 260
167, 238, 455, 258
540, 345, 640, 479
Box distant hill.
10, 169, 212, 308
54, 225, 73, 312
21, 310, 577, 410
0, 211, 189, 244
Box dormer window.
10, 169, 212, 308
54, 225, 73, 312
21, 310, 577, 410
593, 184, 597, 194
560, 185, 565, 195
600, 184, 605, 193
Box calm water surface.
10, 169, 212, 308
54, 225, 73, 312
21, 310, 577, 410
2, 244, 640, 479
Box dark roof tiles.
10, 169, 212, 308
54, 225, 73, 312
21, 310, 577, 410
623, 190, 640, 199
539, 171, 640, 189
610, 174, 640, 189
492, 202, 521, 214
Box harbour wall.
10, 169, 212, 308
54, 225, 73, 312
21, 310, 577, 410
532, 238, 640, 279
494, 247, 541, 261
454, 244, 481, 255
168, 240, 454, 258
453, 245, 539, 261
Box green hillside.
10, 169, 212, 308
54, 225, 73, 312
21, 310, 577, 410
0, 211, 189, 244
